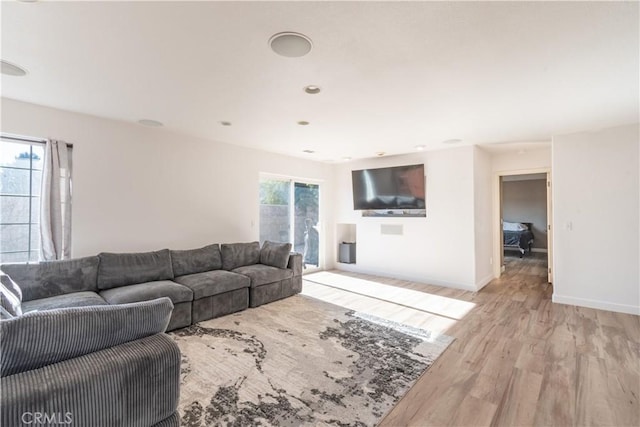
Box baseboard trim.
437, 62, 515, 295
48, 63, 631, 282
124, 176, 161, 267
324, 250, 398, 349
552, 294, 640, 315
475, 273, 495, 291
333, 265, 478, 292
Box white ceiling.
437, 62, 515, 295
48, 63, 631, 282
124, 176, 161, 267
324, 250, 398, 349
2, 1, 638, 161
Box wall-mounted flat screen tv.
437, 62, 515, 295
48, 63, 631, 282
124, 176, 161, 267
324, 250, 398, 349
352, 164, 425, 210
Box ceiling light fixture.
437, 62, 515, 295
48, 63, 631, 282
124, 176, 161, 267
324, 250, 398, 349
415, 145, 426, 151
342, 156, 352, 161
269, 32, 313, 58
1, 60, 27, 76
304, 85, 321, 94
302, 149, 315, 154
376, 152, 386, 157
220, 121, 232, 126
297, 121, 310, 126
442, 139, 462, 144
138, 119, 163, 127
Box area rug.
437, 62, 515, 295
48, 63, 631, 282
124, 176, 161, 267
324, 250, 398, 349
170, 294, 454, 426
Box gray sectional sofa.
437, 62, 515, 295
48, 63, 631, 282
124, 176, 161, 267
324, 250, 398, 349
1, 241, 303, 331
0, 241, 302, 427
1, 298, 181, 426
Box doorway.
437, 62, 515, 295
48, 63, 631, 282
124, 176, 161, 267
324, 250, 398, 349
493, 169, 552, 283
259, 176, 321, 271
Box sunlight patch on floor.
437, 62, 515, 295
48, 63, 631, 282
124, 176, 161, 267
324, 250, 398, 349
303, 271, 476, 320
302, 281, 458, 335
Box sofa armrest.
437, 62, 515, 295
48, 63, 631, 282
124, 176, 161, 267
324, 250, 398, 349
0, 297, 173, 377
1, 333, 180, 427
287, 252, 303, 276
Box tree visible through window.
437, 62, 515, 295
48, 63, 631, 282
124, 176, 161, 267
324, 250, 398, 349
0, 139, 45, 263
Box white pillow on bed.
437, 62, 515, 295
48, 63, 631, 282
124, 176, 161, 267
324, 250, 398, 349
503, 221, 528, 231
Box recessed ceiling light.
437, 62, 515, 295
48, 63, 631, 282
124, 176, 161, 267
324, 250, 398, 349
415, 145, 426, 151
342, 156, 352, 161
376, 152, 386, 157
442, 139, 462, 144
304, 85, 321, 95
297, 121, 310, 126
220, 121, 232, 126
138, 119, 163, 127
302, 149, 315, 154
1, 60, 27, 76
269, 32, 313, 58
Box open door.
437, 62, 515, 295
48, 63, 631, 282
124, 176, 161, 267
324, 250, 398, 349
546, 174, 553, 283
499, 177, 505, 273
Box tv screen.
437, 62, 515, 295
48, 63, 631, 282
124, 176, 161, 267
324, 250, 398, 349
352, 164, 425, 210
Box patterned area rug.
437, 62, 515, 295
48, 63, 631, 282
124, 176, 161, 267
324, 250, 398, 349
170, 295, 453, 426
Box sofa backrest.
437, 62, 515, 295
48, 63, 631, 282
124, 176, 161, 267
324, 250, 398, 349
0, 297, 174, 377
220, 242, 261, 271
259, 241, 292, 269
97, 249, 174, 290
0, 256, 100, 302
170, 244, 222, 277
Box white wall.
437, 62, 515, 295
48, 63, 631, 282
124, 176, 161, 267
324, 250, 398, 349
1, 98, 335, 264
473, 146, 494, 288
492, 147, 551, 172
333, 147, 479, 290
552, 123, 639, 315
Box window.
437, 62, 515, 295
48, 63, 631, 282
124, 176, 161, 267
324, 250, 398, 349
0, 136, 45, 263
259, 176, 321, 270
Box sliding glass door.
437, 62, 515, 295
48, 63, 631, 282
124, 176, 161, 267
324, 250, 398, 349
259, 176, 320, 271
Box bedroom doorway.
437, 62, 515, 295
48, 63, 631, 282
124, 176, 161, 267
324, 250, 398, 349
494, 169, 552, 283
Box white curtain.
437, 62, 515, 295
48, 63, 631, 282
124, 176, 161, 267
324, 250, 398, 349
40, 139, 72, 260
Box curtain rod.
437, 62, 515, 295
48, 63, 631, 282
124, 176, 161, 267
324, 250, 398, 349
1, 133, 73, 147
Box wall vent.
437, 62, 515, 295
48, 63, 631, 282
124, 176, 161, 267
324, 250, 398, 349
381, 224, 403, 235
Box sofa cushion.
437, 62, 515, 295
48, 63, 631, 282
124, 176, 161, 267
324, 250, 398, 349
22, 291, 108, 313
1, 334, 180, 427
174, 270, 250, 300
0, 297, 174, 377
100, 281, 192, 305
221, 242, 260, 271
260, 241, 292, 269
1, 256, 99, 301
1, 273, 22, 318
98, 250, 174, 290
170, 244, 222, 277
232, 264, 294, 288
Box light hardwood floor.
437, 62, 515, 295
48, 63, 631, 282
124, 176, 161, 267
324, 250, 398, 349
302, 254, 639, 426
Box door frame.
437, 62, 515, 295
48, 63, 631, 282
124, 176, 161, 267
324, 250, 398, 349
258, 173, 324, 273
492, 167, 552, 281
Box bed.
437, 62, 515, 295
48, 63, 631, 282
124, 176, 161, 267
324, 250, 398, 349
503, 221, 534, 257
